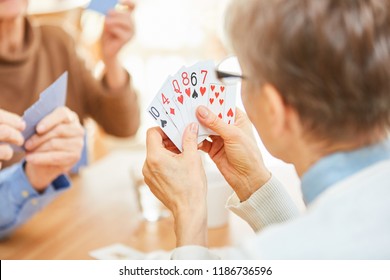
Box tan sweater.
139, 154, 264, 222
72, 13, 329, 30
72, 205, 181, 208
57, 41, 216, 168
0, 18, 140, 166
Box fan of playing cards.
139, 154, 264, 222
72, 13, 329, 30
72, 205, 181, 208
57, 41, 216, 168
147, 60, 237, 151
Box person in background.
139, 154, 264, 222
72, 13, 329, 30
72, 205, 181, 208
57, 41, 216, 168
0, 107, 84, 239
0, 0, 140, 168
143, 0, 390, 259
0, 0, 139, 238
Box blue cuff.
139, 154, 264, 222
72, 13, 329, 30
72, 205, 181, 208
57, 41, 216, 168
52, 174, 71, 191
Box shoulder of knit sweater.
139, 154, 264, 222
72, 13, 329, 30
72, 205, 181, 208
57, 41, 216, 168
38, 24, 76, 51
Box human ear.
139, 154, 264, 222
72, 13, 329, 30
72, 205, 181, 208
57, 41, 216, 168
261, 84, 287, 137
262, 84, 302, 140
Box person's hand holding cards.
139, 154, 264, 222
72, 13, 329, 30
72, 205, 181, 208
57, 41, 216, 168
147, 59, 239, 152
24, 107, 84, 192
102, 0, 136, 63
88, 0, 137, 91
87, 0, 135, 89
14, 72, 84, 192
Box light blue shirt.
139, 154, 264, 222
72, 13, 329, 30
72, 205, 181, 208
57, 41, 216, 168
301, 139, 390, 204
0, 162, 71, 239
0, 134, 88, 239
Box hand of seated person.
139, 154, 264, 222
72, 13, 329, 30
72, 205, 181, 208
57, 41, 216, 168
101, 0, 136, 90
143, 123, 208, 246
24, 107, 84, 192
196, 106, 271, 201
143, 106, 273, 247
0, 109, 25, 169
102, 0, 136, 63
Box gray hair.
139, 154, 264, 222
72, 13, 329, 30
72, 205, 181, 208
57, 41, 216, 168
226, 0, 390, 142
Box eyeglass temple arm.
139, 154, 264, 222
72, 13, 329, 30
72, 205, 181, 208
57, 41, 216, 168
216, 70, 246, 80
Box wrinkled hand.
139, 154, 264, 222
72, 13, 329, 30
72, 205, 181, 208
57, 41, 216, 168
143, 123, 208, 246
197, 106, 271, 202
101, 0, 136, 62
0, 109, 25, 168
24, 107, 84, 192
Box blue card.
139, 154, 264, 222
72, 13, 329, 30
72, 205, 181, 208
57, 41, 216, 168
13, 72, 68, 152
87, 0, 118, 15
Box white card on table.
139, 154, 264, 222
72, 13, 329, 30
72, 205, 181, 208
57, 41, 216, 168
89, 243, 171, 260
89, 243, 146, 260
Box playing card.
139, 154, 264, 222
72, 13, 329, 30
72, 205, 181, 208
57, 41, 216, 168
208, 83, 227, 120
165, 68, 193, 126
12, 72, 68, 152
223, 84, 239, 125
157, 81, 185, 135
89, 242, 237, 260
157, 78, 208, 147
147, 95, 183, 151
189, 61, 219, 136
87, 0, 118, 15
147, 60, 237, 152
174, 66, 195, 123
89, 243, 171, 260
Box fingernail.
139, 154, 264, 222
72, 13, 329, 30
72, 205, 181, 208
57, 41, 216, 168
190, 123, 199, 134
20, 121, 26, 130
198, 106, 209, 119
37, 124, 45, 133
25, 140, 32, 150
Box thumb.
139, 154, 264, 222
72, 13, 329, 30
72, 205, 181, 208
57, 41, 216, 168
196, 106, 233, 137
182, 123, 199, 155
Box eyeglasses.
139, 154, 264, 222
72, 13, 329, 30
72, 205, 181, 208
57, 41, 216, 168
215, 56, 246, 85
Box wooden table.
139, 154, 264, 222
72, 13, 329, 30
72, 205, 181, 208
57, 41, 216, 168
0, 150, 254, 260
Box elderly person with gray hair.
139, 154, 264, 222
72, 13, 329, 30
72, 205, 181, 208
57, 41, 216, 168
143, 0, 390, 259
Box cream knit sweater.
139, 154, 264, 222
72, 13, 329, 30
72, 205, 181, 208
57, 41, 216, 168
172, 160, 390, 259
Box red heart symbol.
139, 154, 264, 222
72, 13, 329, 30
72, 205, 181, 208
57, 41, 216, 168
227, 108, 234, 117
185, 88, 191, 97
200, 87, 206, 96
178, 95, 184, 104
215, 92, 220, 98
211, 85, 215, 91
218, 113, 223, 119
219, 99, 224, 105
209, 98, 214, 105
220, 86, 225, 92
